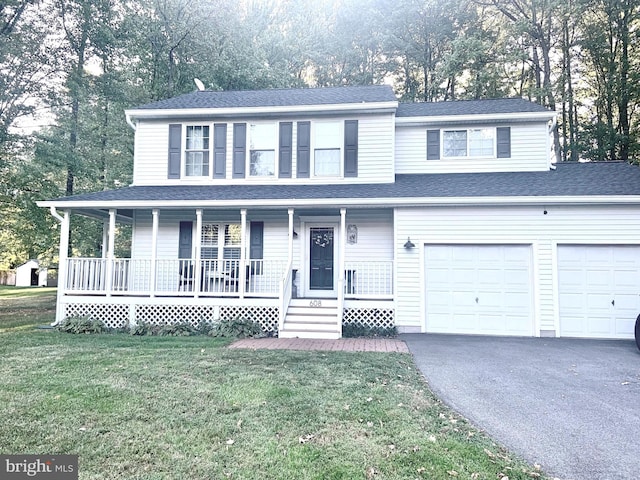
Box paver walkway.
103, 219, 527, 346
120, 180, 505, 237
229, 337, 409, 353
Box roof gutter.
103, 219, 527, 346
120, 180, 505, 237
37, 195, 640, 210
125, 101, 399, 121
395, 111, 556, 126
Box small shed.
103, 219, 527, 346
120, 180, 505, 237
15, 260, 47, 287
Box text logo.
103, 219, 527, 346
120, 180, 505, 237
0, 455, 78, 479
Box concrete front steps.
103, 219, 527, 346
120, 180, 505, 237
279, 298, 341, 339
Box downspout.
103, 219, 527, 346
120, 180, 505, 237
49, 207, 70, 326
548, 116, 557, 168
125, 113, 137, 132
50, 206, 64, 223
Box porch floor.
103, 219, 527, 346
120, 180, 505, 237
228, 337, 409, 353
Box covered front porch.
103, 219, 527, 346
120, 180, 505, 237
51, 206, 396, 338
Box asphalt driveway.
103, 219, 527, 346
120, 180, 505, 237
402, 334, 640, 480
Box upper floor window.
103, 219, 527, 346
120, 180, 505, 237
185, 126, 210, 176
250, 123, 276, 177
443, 128, 495, 158
428, 127, 510, 161
314, 121, 341, 176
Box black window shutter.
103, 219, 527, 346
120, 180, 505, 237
497, 127, 511, 158
297, 121, 310, 178
178, 221, 193, 259
168, 124, 182, 178
249, 221, 264, 259
279, 122, 293, 178
344, 120, 358, 177
233, 123, 246, 178
250, 221, 264, 275
213, 123, 227, 178
426, 129, 440, 160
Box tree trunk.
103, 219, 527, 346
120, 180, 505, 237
617, 0, 631, 162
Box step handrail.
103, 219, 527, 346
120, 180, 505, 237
278, 260, 293, 332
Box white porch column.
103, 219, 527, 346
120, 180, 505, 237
101, 221, 109, 259
288, 208, 294, 265
338, 208, 347, 337
54, 210, 70, 325
149, 209, 159, 297
240, 209, 247, 299
194, 209, 203, 298
105, 209, 116, 297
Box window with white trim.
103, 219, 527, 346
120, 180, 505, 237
185, 125, 210, 176
313, 121, 341, 177
200, 223, 241, 260
249, 123, 276, 176
443, 128, 495, 158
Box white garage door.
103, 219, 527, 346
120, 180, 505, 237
425, 245, 533, 336
558, 245, 640, 339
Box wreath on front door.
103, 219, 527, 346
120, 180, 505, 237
312, 232, 333, 248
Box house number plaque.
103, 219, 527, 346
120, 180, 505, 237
309, 300, 322, 307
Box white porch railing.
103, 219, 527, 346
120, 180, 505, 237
64, 258, 286, 298
64, 258, 394, 300
344, 261, 394, 299
66, 258, 152, 293
278, 260, 293, 332
66, 258, 107, 292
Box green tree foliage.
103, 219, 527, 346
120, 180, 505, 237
578, 0, 639, 162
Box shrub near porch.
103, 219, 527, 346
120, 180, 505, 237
0, 331, 547, 479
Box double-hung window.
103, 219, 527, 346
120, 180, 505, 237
200, 223, 241, 261
249, 123, 276, 177
185, 126, 210, 176
443, 130, 468, 157
222, 224, 241, 259
313, 121, 341, 177
443, 128, 495, 158
200, 224, 219, 260
469, 128, 494, 156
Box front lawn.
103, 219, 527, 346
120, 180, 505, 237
0, 286, 56, 331
0, 293, 547, 479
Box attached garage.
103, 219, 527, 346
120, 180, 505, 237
558, 245, 640, 339
424, 244, 534, 336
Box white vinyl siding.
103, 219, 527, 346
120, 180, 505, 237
133, 120, 172, 185
132, 210, 187, 260
395, 204, 640, 338
132, 113, 394, 186
395, 122, 550, 174
356, 113, 394, 182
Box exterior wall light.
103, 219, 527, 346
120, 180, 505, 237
404, 237, 415, 249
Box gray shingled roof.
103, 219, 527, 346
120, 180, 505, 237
46, 162, 640, 205
396, 98, 552, 117
135, 85, 397, 110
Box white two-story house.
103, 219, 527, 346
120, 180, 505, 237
40, 85, 640, 339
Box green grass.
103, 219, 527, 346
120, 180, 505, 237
0, 286, 56, 331
0, 294, 547, 480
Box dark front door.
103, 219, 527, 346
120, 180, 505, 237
310, 227, 334, 290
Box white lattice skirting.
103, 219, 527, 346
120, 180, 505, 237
63, 302, 393, 333
64, 303, 279, 332
342, 307, 395, 330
